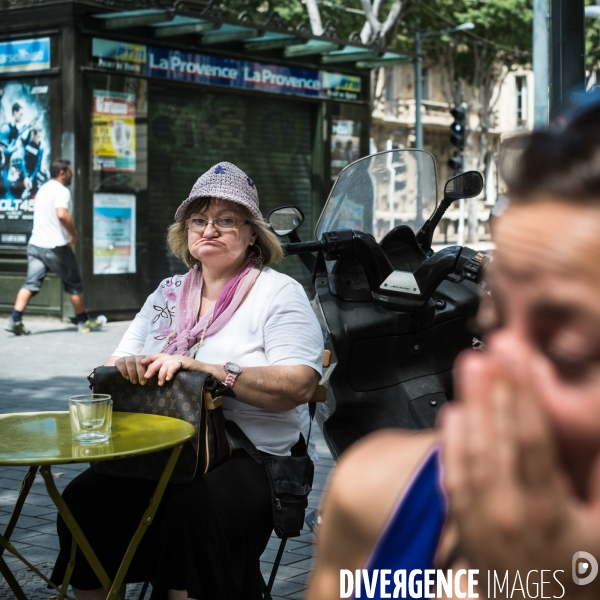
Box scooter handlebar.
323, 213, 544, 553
282, 240, 326, 254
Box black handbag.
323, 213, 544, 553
225, 419, 314, 538
88, 366, 233, 484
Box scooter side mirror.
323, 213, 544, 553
416, 170, 484, 252
444, 171, 484, 200
267, 206, 305, 237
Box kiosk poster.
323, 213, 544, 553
0, 79, 51, 247
331, 119, 360, 181
92, 90, 136, 172
0, 38, 50, 74
93, 193, 136, 274
92, 38, 146, 75
322, 73, 362, 101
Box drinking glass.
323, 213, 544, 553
69, 394, 112, 443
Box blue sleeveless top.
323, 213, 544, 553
353, 447, 447, 599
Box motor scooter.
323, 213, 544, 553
268, 149, 487, 460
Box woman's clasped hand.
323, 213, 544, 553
114, 353, 192, 386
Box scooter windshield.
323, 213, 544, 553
315, 149, 438, 241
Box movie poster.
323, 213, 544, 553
93, 193, 136, 274
331, 119, 360, 181
0, 79, 51, 247
92, 90, 136, 172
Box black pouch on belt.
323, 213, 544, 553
225, 420, 314, 538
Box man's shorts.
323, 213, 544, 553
22, 244, 84, 296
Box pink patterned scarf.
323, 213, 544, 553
163, 260, 260, 357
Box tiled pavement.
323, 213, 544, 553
0, 316, 335, 600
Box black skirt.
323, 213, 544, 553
50, 449, 273, 600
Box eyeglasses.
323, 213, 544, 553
187, 217, 248, 232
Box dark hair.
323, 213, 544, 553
12, 102, 22, 114
50, 158, 71, 178
502, 98, 600, 203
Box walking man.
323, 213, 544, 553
5, 158, 105, 335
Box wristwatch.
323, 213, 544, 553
223, 362, 242, 388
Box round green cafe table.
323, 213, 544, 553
0, 411, 195, 600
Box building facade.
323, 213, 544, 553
0, 0, 408, 318
370, 63, 534, 244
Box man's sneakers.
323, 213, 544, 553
5, 317, 30, 336
78, 315, 107, 334
6, 315, 107, 335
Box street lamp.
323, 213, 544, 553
414, 22, 475, 150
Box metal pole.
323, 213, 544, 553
457, 198, 465, 246
549, 0, 586, 120
533, 0, 549, 128
414, 30, 423, 150
387, 149, 396, 230
61, 25, 77, 321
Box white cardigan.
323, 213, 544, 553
113, 267, 323, 461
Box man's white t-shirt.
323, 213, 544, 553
112, 267, 324, 462
28, 179, 72, 248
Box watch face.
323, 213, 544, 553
225, 362, 242, 374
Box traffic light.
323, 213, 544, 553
449, 105, 466, 148
448, 153, 463, 172
448, 104, 466, 172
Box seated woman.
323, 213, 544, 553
51, 162, 323, 600
307, 98, 600, 600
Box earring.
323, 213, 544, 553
250, 244, 264, 271
187, 251, 200, 269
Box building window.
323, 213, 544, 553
421, 68, 430, 101
384, 68, 396, 116
516, 75, 528, 127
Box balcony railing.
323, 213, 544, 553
374, 97, 500, 132
373, 98, 453, 126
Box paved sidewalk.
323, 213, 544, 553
0, 317, 334, 600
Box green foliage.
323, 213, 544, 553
223, 0, 597, 78
222, 0, 355, 37
223, 0, 400, 40
396, 0, 533, 84
586, 0, 600, 73
223, 0, 305, 29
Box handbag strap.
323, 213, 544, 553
308, 402, 315, 444
225, 403, 314, 468
225, 420, 265, 466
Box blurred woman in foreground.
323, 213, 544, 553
307, 97, 600, 600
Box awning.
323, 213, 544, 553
92, 6, 412, 70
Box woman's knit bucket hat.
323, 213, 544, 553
175, 162, 262, 222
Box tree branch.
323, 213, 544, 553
305, 0, 324, 36
360, 0, 383, 36
381, 1, 403, 38
360, 0, 404, 43
360, 20, 372, 43
371, 0, 385, 18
